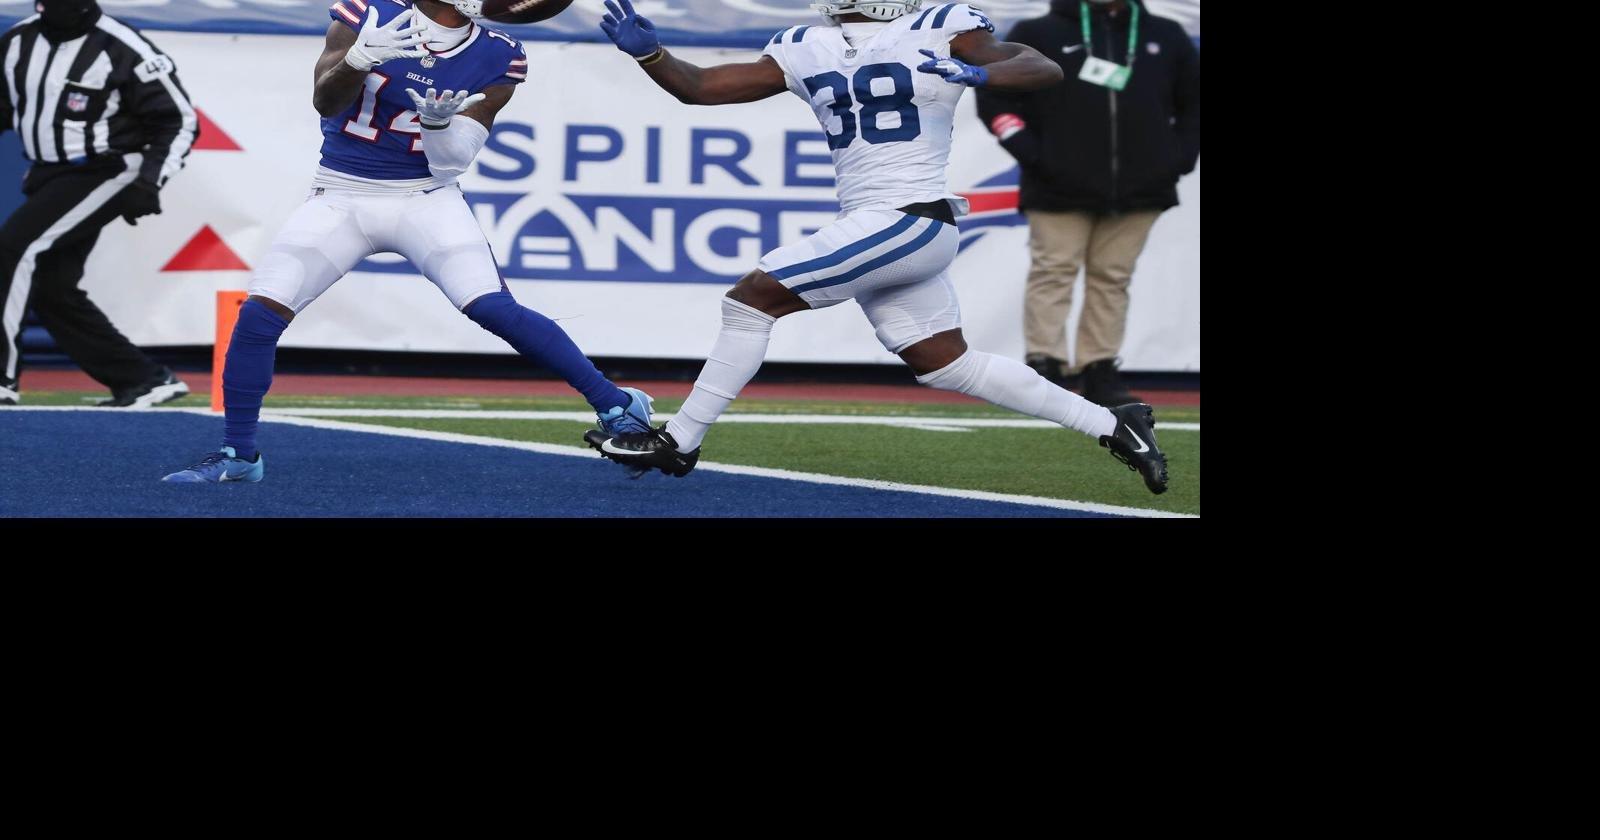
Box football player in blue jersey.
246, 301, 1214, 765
164, 0, 653, 483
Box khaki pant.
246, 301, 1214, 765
1023, 209, 1162, 372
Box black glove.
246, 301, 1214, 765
120, 179, 162, 225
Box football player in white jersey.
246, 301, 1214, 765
591, 0, 1168, 493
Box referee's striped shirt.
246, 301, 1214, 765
0, 13, 197, 187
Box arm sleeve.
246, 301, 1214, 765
122, 48, 198, 187
421, 116, 489, 179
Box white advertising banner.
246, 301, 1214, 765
77, 31, 1199, 369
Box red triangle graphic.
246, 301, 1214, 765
191, 109, 242, 151
161, 225, 250, 272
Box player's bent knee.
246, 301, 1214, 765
727, 270, 807, 319
463, 290, 521, 330
246, 294, 295, 323
900, 330, 968, 376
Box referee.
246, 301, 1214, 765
0, 0, 197, 407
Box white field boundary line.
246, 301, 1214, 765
4, 405, 1201, 433
3, 406, 1196, 518
20, 405, 1201, 432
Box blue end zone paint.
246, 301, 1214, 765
0, 412, 1122, 518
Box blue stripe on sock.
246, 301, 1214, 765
910, 5, 939, 30
768, 214, 920, 282
790, 219, 944, 296
932, 4, 957, 28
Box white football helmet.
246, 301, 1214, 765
809, 0, 924, 23
452, 0, 483, 16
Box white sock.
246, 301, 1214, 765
917, 350, 1117, 438
665, 298, 775, 452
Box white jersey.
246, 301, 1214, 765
762, 4, 996, 216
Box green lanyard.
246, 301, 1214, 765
1080, 1, 1141, 68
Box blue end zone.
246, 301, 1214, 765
0, 411, 1122, 518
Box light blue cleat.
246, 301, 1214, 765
162, 446, 264, 483
595, 387, 654, 479
596, 386, 654, 436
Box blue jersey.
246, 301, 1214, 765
320, 0, 526, 180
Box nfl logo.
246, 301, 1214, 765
420, 55, 436, 68
66, 92, 89, 112
1147, 42, 1161, 55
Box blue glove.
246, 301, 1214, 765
600, 0, 661, 59
917, 48, 989, 87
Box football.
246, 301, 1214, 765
477, 0, 575, 25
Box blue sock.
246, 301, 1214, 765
465, 291, 628, 412
222, 300, 289, 457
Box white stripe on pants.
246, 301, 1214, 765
3, 152, 142, 380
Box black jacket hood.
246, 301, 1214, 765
38, 0, 103, 42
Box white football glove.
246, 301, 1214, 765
345, 7, 428, 72
405, 87, 487, 129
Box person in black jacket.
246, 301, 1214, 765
976, 0, 1197, 406
0, 0, 197, 407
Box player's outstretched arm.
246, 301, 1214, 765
600, 0, 787, 105
926, 28, 1063, 93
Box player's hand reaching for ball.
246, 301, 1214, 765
406, 87, 487, 129
600, 0, 661, 60
345, 7, 428, 72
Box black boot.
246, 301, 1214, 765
1026, 355, 1079, 390
1081, 358, 1135, 406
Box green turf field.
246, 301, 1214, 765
22, 390, 1200, 515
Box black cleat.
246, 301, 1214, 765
1099, 402, 1168, 494
584, 425, 701, 478
98, 368, 189, 408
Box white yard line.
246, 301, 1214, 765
4, 406, 1197, 518
5, 405, 1200, 431
87, 405, 1198, 432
